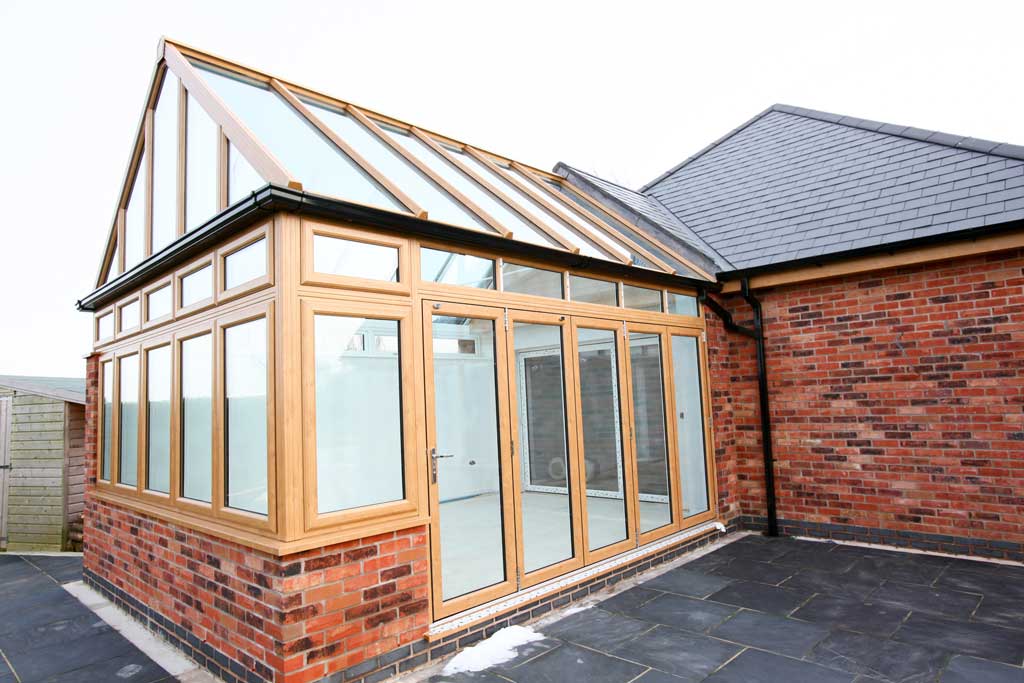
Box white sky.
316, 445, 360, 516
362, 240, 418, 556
1, 0, 1022, 378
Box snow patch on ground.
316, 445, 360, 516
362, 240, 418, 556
441, 625, 545, 674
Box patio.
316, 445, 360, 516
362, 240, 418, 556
428, 535, 1024, 682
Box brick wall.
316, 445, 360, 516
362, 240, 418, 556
712, 249, 1024, 551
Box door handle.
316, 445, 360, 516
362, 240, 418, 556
430, 448, 455, 483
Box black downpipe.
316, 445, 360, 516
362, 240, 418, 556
699, 281, 779, 537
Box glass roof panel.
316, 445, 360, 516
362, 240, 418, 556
379, 128, 557, 248
195, 65, 404, 212
227, 142, 264, 204
152, 74, 178, 251
124, 163, 145, 271
455, 153, 608, 259
306, 101, 486, 231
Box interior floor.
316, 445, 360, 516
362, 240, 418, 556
439, 491, 671, 601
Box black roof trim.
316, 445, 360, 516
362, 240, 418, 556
642, 104, 1024, 192
77, 185, 718, 312
717, 217, 1024, 283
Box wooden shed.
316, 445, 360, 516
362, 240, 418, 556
0, 375, 86, 551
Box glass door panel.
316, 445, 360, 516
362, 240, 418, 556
426, 303, 514, 611
628, 331, 674, 534
575, 326, 632, 554
671, 335, 711, 518
509, 317, 578, 579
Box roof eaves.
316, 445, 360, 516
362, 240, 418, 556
0, 376, 86, 404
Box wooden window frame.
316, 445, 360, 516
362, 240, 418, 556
139, 335, 174, 502
97, 356, 115, 483
622, 283, 665, 313
114, 348, 142, 493
215, 301, 277, 532
217, 222, 274, 303
174, 319, 216, 514
300, 298, 422, 535
498, 260, 566, 301
568, 273, 621, 308
666, 289, 702, 320
115, 294, 143, 338
95, 306, 116, 344
142, 276, 175, 329
175, 254, 217, 317
300, 220, 411, 296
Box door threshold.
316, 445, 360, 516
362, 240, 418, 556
428, 519, 726, 639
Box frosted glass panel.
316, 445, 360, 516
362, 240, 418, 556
630, 332, 672, 533
570, 275, 618, 306
181, 334, 212, 502
118, 355, 139, 486
623, 284, 663, 312
224, 238, 266, 289
225, 319, 268, 514
120, 300, 140, 331
577, 328, 628, 551
501, 263, 562, 299
672, 336, 709, 517
311, 106, 485, 230
146, 285, 171, 321
124, 168, 145, 270
146, 345, 171, 494
196, 66, 402, 211
228, 143, 264, 204
313, 235, 398, 281
98, 313, 114, 340
101, 362, 113, 480
181, 265, 212, 307
152, 74, 179, 251
315, 316, 404, 513
421, 248, 494, 289
186, 94, 218, 231
668, 293, 699, 316
514, 322, 573, 573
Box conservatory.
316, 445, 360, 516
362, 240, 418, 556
79, 39, 721, 683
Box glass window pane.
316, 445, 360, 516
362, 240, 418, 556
225, 319, 268, 514
431, 315, 505, 600
315, 316, 403, 513
195, 66, 402, 212
118, 355, 139, 486
224, 238, 266, 289
186, 94, 219, 231
181, 265, 212, 307
672, 336, 709, 517
98, 313, 114, 340
310, 105, 487, 231
502, 262, 563, 298
146, 285, 171, 321
384, 132, 556, 247
630, 332, 672, 533
457, 153, 606, 258
146, 346, 171, 494
513, 322, 573, 572
101, 362, 113, 480
623, 284, 663, 312
421, 248, 494, 289
228, 143, 264, 205
152, 74, 179, 251
668, 293, 699, 317
570, 275, 618, 306
313, 234, 398, 281
181, 334, 212, 502
577, 328, 629, 551
124, 167, 145, 270
120, 300, 140, 332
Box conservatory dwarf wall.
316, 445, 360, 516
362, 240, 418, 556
81, 41, 721, 682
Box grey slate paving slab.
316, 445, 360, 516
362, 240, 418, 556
867, 581, 982, 620
940, 655, 1024, 682
780, 567, 883, 600
599, 587, 661, 614
610, 625, 741, 681
895, 613, 1024, 665
844, 556, 948, 587
542, 608, 654, 651
792, 594, 911, 636
710, 610, 829, 657
500, 643, 645, 683
703, 648, 856, 683
3, 630, 138, 681
973, 595, 1024, 630
640, 567, 733, 598
936, 566, 1024, 599
40, 649, 171, 683
0, 612, 114, 655
429, 671, 513, 682
25, 556, 84, 585
806, 630, 951, 683
622, 592, 737, 633
632, 669, 689, 682
709, 559, 795, 585
707, 580, 812, 615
